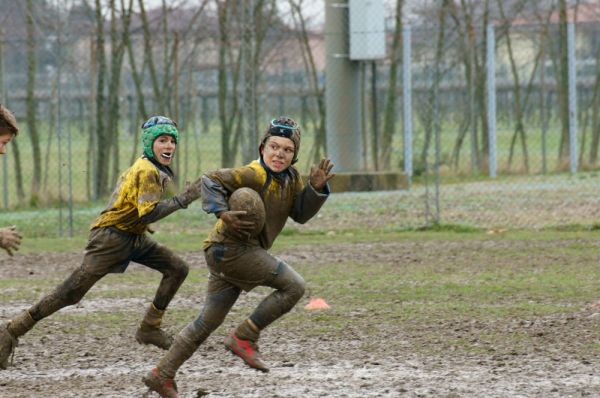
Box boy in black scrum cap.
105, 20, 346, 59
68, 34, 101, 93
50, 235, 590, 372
144, 116, 335, 398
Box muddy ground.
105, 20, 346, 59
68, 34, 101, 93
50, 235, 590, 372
1, 239, 599, 398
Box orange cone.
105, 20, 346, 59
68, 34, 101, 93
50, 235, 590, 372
304, 298, 330, 310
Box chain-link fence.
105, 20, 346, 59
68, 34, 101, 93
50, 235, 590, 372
1, 0, 600, 235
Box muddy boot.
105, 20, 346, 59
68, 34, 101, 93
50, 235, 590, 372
224, 319, 269, 372
144, 332, 199, 398
0, 310, 36, 370
135, 304, 173, 350
143, 368, 178, 398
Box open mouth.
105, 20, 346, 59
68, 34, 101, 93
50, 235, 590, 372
160, 152, 172, 160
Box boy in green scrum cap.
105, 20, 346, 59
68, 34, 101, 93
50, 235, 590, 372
143, 116, 335, 398
0, 104, 22, 256
0, 116, 201, 369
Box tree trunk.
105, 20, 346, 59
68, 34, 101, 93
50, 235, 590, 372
216, 0, 240, 167
461, 0, 480, 172
380, 0, 403, 170
240, 0, 256, 164
497, 0, 529, 172
25, 0, 42, 205
107, 0, 133, 185
289, 0, 326, 165
557, 0, 570, 164
588, 41, 600, 164
0, 30, 24, 201
420, 0, 448, 172
94, 0, 109, 198
138, 0, 163, 112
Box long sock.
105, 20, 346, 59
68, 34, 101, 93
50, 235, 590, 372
235, 319, 260, 342
7, 311, 36, 338
156, 324, 203, 378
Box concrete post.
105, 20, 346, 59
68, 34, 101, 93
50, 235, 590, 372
325, 0, 362, 172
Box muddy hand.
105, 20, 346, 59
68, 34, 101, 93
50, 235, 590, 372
220, 210, 255, 237
0, 225, 22, 256
309, 158, 335, 192
175, 177, 202, 208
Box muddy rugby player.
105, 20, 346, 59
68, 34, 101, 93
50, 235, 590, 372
143, 116, 335, 398
0, 116, 202, 369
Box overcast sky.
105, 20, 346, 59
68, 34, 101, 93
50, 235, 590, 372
136, 0, 414, 29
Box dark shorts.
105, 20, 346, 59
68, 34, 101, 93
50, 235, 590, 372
204, 243, 282, 292
82, 227, 182, 275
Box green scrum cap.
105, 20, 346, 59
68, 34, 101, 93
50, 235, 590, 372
141, 115, 179, 159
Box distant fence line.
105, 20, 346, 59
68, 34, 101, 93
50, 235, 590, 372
1, 10, 600, 234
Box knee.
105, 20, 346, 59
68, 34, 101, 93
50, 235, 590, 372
172, 259, 189, 280
289, 275, 306, 303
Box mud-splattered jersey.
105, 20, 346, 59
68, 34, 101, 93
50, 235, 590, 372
201, 159, 329, 250
91, 157, 172, 234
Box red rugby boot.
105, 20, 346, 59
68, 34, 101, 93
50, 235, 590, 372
224, 331, 269, 372
142, 368, 178, 398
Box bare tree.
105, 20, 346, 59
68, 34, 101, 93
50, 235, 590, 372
216, 0, 242, 167
420, 0, 449, 171
93, 0, 109, 198
0, 28, 25, 201
25, 0, 42, 204
497, 0, 530, 172
107, 0, 134, 184
289, 0, 326, 164
380, 0, 404, 170
588, 32, 600, 164
557, 0, 569, 165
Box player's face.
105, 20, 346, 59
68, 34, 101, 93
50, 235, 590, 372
0, 131, 14, 155
261, 136, 294, 172
152, 134, 177, 166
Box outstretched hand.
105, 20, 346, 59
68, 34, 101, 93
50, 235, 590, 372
219, 210, 255, 237
176, 177, 202, 207
309, 158, 335, 192
0, 225, 22, 256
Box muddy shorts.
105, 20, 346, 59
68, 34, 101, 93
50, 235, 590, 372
204, 243, 282, 292
82, 227, 180, 275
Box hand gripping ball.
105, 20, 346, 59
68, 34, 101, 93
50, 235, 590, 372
227, 188, 266, 238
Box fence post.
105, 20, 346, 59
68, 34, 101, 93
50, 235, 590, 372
567, 22, 577, 174
486, 24, 497, 178
402, 25, 412, 182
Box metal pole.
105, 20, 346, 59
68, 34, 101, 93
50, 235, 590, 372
486, 24, 497, 178
402, 25, 412, 182
567, 22, 577, 174
67, 121, 73, 237
371, 61, 379, 170
469, 38, 477, 173
56, 14, 64, 237
325, 0, 362, 172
